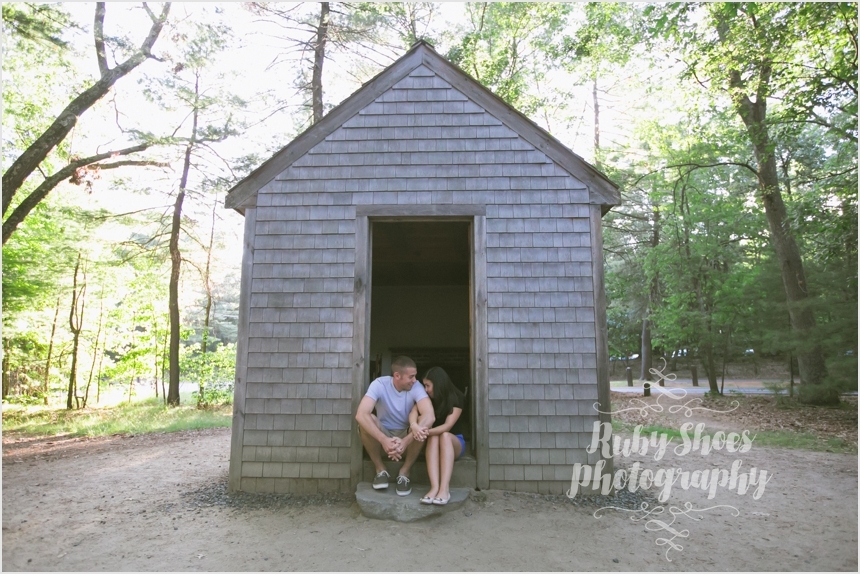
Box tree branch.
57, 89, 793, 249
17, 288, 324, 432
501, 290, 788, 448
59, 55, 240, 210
667, 160, 760, 179
2, 2, 171, 218
94, 3, 109, 77
93, 159, 169, 171
3, 143, 153, 245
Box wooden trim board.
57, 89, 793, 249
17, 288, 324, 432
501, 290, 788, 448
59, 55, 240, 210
590, 204, 614, 478
228, 208, 256, 491
350, 215, 372, 488
472, 215, 489, 490
356, 205, 486, 217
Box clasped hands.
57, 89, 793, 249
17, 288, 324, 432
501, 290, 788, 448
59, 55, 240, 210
383, 424, 430, 461
410, 422, 430, 442
384, 436, 405, 461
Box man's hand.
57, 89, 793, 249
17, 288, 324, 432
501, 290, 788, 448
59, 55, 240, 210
384, 436, 404, 461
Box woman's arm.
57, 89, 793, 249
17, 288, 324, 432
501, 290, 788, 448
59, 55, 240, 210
408, 405, 429, 441
427, 407, 462, 436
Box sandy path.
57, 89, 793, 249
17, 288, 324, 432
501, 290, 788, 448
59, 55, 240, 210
2, 427, 856, 571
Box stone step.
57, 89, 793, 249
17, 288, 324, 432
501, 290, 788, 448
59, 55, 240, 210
362, 456, 476, 488
354, 482, 471, 522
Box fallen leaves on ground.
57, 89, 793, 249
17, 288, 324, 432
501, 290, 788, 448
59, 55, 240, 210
610, 391, 857, 450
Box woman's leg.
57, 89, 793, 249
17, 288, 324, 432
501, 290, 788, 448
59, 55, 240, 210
425, 435, 440, 499
437, 432, 463, 500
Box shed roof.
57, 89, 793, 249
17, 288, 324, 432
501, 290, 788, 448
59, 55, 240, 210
225, 41, 620, 213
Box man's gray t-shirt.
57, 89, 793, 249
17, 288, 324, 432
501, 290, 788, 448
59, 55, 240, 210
365, 376, 429, 431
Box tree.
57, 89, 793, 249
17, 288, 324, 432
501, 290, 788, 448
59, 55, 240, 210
137, 16, 243, 405
2, 2, 171, 245
246, 2, 402, 126
551, 2, 642, 164
66, 254, 87, 409
645, 2, 857, 398
447, 3, 573, 116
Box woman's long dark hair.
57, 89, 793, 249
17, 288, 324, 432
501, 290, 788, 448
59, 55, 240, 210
423, 366, 463, 425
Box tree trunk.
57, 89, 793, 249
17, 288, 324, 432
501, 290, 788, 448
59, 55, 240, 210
311, 2, 330, 124
702, 343, 720, 394
154, 320, 160, 398
67, 255, 86, 410
639, 319, 652, 381
2, 339, 10, 398
201, 195, 217, 355
44, 295, 62, 404
722, 47, 827, 389
720, 325, 731, 396
167, 182, 187, 407
167, 75, 200, 407
640, 206, 660, 381
197, 196, 218, 406
161, 330, 168, 404
96, 340, 106, 404
592, 76, 600, 166
82, 294, 104, 408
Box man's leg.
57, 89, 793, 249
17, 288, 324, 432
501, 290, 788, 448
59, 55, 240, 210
358, 417, 387, 473
398, 436, 425, 477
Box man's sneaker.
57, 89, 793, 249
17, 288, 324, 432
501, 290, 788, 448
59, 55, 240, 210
395, 474, 412, 496
372, 470, 390, 490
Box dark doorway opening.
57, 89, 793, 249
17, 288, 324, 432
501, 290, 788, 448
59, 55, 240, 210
369, 220, 472, 447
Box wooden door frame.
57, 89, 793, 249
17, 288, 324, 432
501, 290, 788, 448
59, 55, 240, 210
350, 205, 489, 490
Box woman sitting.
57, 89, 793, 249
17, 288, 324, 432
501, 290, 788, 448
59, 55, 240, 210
408, 366, 466, 506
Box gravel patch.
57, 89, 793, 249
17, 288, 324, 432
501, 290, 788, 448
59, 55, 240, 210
180, 475, 658, 516
179, 477, 355, 512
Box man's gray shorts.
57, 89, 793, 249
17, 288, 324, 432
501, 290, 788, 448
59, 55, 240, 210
359, 415, 408, 439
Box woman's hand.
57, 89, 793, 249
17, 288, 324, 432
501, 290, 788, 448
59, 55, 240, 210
410, 422, 430, 442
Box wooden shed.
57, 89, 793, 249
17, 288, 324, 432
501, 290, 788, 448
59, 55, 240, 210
225, 41, 620, 495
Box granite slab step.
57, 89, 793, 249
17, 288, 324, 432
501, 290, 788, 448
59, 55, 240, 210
354, 482, 471, 522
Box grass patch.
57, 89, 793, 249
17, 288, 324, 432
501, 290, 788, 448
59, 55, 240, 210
611, 420, 687, 441
610, 420, 855, 454
2, 395, 231, 438
748, 431, 855, 454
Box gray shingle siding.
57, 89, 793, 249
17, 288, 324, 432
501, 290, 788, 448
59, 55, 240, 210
234, 63, 605, 495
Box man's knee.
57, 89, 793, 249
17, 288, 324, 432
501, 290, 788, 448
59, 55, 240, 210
358, 425, 381, 448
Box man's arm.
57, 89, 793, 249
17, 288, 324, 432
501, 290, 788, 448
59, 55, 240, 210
355, 396, 400, 456
415, 396, 435, 429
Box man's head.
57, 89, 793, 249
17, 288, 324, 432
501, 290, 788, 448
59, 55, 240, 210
391, 356, 418, 392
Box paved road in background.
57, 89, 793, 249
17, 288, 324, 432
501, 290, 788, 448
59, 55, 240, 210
610, 385, 773, 395
610, 384, 857, 396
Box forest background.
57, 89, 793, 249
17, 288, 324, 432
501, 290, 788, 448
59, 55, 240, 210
2, 2, 856, 417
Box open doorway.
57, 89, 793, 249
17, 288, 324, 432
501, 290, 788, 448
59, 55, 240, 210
369, 220, 472, 449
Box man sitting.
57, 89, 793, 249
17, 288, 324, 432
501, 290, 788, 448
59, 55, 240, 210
355, 356, 434, 495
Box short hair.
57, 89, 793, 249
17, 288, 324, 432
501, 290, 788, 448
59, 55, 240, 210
391, 356, 416, 373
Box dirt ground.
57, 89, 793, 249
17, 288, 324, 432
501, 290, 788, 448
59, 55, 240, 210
3, 395, 858, 571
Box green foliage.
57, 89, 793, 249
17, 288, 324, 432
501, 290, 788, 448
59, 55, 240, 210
798, 383, 843, 406
552, 2, 642, 76
1, 3, 76, 50
3, 391, 47, 407
447, 3, 572, 114
1, 3, 82, 160
351, 2, 441, 48
191, 381, 234, 408
2, 397, 231, 438
180, 343, 236, 407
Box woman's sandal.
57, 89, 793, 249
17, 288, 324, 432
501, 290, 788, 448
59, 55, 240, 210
420, 495, 434, 505
432, 494, 451, 506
